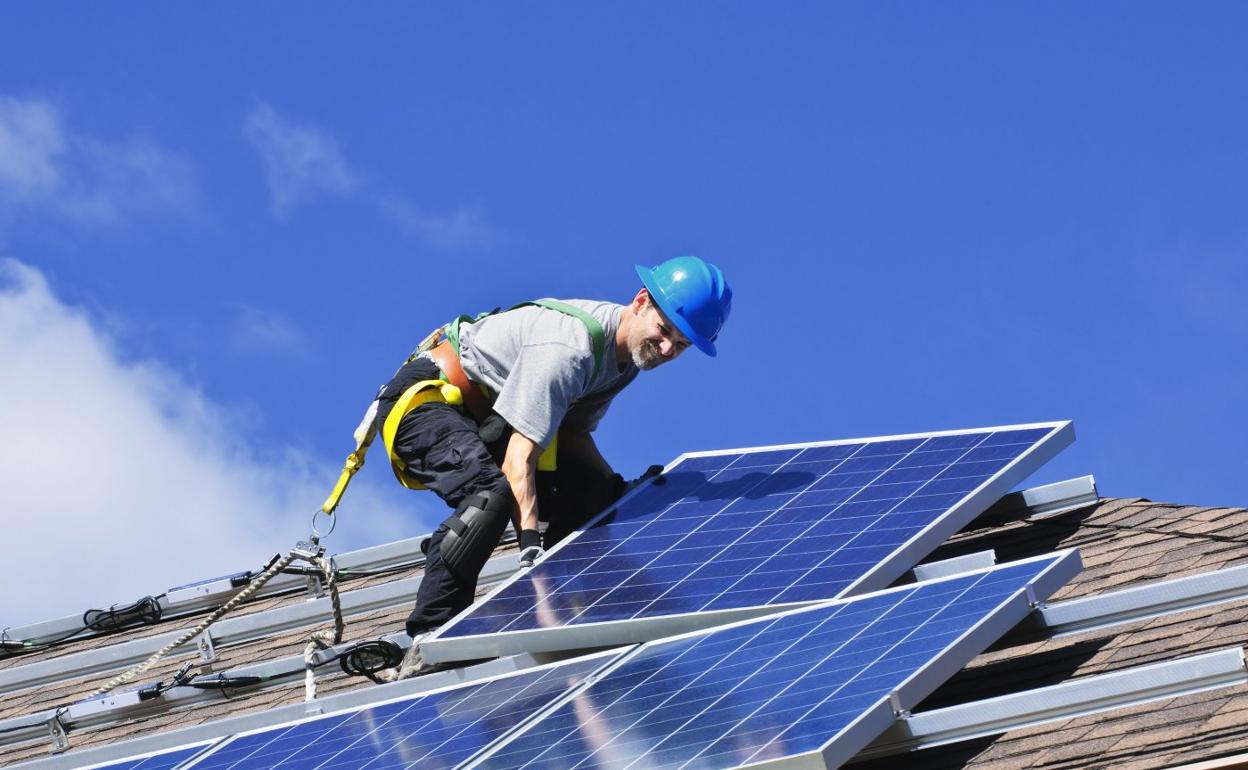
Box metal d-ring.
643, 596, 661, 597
310, 507, 337, 541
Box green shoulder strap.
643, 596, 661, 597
446, 300, 607, 379
529, 299, 607, 380
446, 309, 498, 357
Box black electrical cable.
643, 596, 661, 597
83, 596, 163, 633
185, 674, 264, 691
338, 639, 404, 680
0, 626, 92, 657
136, 661, 196, 700
0, 595, 167, 659
115, 666, 266, 708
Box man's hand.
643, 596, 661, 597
518, 528, 544, 567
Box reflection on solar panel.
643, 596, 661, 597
475, 551, 1080, 770
85, 744, 207, 770
177, 652, 618, 770
423, 422, 1072, 663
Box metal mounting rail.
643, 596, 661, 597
0, 532, 474, 649
0, 635, 544, 751
859, 647, 1248, 759
0, 555, 519, 697
978, 475, 1099, 522
911, 551, 996, 582
1039, 561, 1248, 637
4, 651, 554, 770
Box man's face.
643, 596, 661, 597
629, 297, 692, 370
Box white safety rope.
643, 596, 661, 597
302, 554, 345, 701
81, 542, 347, 704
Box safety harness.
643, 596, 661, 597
321, 300, 607, 514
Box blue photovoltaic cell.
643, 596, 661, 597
477, 554, 1070, 770
180, 655, 611, 770
90, 745, 205, 770
440, 426, 1061, 641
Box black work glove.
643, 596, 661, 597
606, 464, 666, 504
518, 528, 544, 567
634, 464, 666, 486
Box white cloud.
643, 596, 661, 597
0, 95, 199, 226
228, 303, 310, 358
0, 98, 62, 201
243, 103, 359, 219
0, 260, 430, 629
378, 195, 502, 252
241, 101, 503, 248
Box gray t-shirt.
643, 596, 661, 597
458, 299, 638, 447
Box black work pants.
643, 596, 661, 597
383, 360, 616, 637
395, 401, 510, 636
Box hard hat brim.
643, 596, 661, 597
635, 264, 717, 356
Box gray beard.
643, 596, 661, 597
631, 339, 664, 370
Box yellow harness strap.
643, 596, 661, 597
320, 378, 465, 512
321, 398, 381, 514
323, 321, 560, 511
322, 448, 367, 514
382, 380, 465, 490
381, 380, 558, 485
538, 434, 558, 471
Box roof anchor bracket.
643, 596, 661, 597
293, 540, 329, 600
304, 572, 325, 600
197, 629, 217, 673
48, 710, 69, 753
889, 690, 910, 718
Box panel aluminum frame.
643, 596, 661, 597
74, 741, 218, 770
422, 421, 1074, 664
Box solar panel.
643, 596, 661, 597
473, 550, 1081, 770
421, 422, 1072, 663
175, 651, 621, 770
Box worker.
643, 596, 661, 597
374, 256, 732, 678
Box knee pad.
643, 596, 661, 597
439, 489, 513, 580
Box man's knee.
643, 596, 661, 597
438, 487, 513, 580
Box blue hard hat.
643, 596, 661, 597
634, 256, 733, 356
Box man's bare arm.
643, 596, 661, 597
501, 429, 543, 533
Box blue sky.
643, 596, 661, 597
3, 4, 1247, 624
